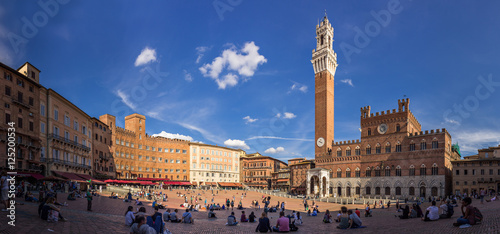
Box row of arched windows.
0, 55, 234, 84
335, 139, 439, 157
335, 164, 440, 178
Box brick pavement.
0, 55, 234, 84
1, 188, 499, 233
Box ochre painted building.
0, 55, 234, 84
0, 62, 43, 174
241, 153, 287, 189
91, 117, 115, 179
100, 114, 190, 181
452, 145, 500, 195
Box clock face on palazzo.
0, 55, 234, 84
317, 137, 325, 147
378, 123, 388, 134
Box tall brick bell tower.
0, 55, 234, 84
312, 14, 337, 157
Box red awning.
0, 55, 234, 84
163, 181, 191, 186
16, 172, 44, 180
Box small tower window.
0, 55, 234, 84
321, 35, 324, 45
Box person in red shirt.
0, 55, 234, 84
355, 208, 361, 218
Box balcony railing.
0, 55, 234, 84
48, 134, 90, 151
47, 158, 91, 169
11, 98, 31, 109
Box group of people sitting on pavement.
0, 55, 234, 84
326, 206, 363, 229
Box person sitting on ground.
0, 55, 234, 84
25, 191, 38, 202
208, 208, 217, 218
241, 210, 249, 222
125, 206, 135, 227
170, 209, 180, 223
136, 199, 143, 206
337, 207, 350, 229
453, 197, 477, 228
409, 204, 417, 218
323, 209, 333, 223
439, 200, 454, 219
294, 212, 303, 226
151, 206, 163, 222
67, 191, 76, 201
415, 204, 424, 218
227, 211, 238, 226
272, 211, 290, 232
355, 208, 361, 218
348, 209, 362, 229
222, 204, 226, 210
129, 215, 156, 234
249, 211, 256, 223
336, 210, 342, 222
307, 209, 312, 216
256, 212, 272, 233
422, 201, 439, 221
163, 209, 171, 222
181, 208, 194, 224
312, 208, 318, 216
399, 205, 410, 219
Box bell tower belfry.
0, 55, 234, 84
312, 13, 337, 157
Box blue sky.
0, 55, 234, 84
1, 0, 500, 160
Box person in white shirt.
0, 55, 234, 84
124, 206, 135, 227
422, 201, 439, 221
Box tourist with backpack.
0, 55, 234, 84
453, 197, 482, 228
439, 200, 454, 219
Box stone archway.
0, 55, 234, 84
310, 176, 320, 195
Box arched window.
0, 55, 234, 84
409, 140, 416, 151
375, 187, 381, 195
346, 168, 351, 178
420, 164, 427, 176
375, 167, 381, 177
421, 140, 427, 150
337, 168, 342, 178
346, 147, 351, 156
365, 145, 372, 155
368, 128, 372, 136
337, 148, 342, 157
396, 187, 401, 195
355, 167, 360, 177
385, 166, 391, 176
396, 165, 402, 176
432, 138, 439, 149
385, 142, 391, 153
395, 141, 402, 152
320, 35, 324, 45
366, 187, 371, 195
385, 187, 391, 195
409, 187, 415, 195
409, 165, 415, 176
376, 143, 381, 154
396, 124, 401, 132
355, 146, 361, 156
365, 167, 372, 177
432, 163, 439, 175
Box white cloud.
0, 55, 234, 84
275, 113, 281, 118
199, 41, 267, 89
247, 136, 313, 142
283, 112, 296, 119
116, 90, 137, 110
152, 131, 193, 141
196, 46, 211, 64
243, 116, 258, 124
289, 83, 308, 93
264, 146, 285, 154
340, 79, 354, 87
216, 73, 238, 89
135, 47, 157, 66
224, 139, 250, 150
453, 130, 500, 155
444, 117, 460, 125
184, 70, 193, 82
